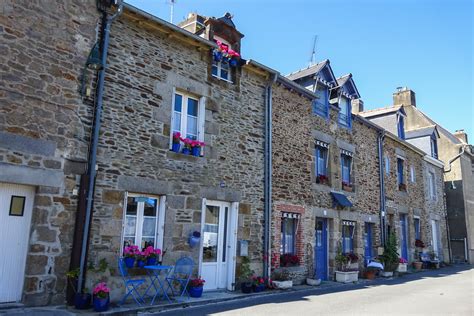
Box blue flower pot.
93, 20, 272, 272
124, 257, 135, 268
93, 296, 109, 312
188, 235, 201, 248
147, 257, 157, 266
213, 51, 223, 62
137, 260, 146, 268
229, 59, 238, 67
253, 284, 265, 293
74, 293, 91, 310
191, 147, 200, 157
172, 143, 181, 153
182, 148, 191, 155
189, 286, 203, 298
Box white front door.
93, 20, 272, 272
0, 183, 35, 303
200, 200, 237, 291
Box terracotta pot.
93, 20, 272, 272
413, 261, 423, 270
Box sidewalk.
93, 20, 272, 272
1, 264, 470, 316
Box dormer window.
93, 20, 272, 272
338, 96, 351, 127
397, 115, 405, 139
430, 135, 438, 159
313, 84, 329, 118
211, 38, 239, 83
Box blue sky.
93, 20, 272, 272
127, 0, 473, 139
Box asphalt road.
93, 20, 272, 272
150, 265, 473, 316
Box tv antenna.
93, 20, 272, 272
309, 35, 318, 67
168, 0, 176, 23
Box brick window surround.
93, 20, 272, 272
273, 204, 305, 268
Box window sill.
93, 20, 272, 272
211, 74, 233, 84
166, 150, 203, 162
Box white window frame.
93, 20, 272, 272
384, 156, 390, 174
169, 89, 206, 152
120, 192, 166, 255
212, 60, 233, 83
428, 171, 436, 200
410, 165, 416, 183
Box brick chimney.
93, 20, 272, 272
393, 87, 416, 107
351, 99, 364, 114
454, 129, 469, 144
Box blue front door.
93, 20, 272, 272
400, 214, 408, 260
315, 218, 328, 280
364, 223, 372, 265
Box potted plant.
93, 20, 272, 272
190, 140, 205, 157
334, 243, 359, 283
380, 234, 399, 277
188, 231, 201, 248
182, 138, 192, 155
363, 266, 379, 280
172, 132, 181, 153
280, 254, 300, 267
239, 257, 253, 293
144, 246, 161, 265
92, 282, 110, 312
136, 251, 147, 268
123, 245, 139, 268
316, 174, 329, 185
397, 257, 408, 273
252, 276, 266, 292
272, 269, 293, 289
342, 181, 353, 192
188, 277, 205, 298
67, 268, 91, 310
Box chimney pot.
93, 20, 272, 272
393, 87, 416, 107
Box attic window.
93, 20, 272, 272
211, 40, 240, 83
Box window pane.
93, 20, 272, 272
221, 68, 229, 80
123, 237, 135, 249
212, 64, 218, 76
282, 218, 295, 254
141, 237, 155, 249
187, 116, 198, 138
124, 215, 136, 236
174, 94, 182, 112
144, 198, 157, 217
126, 197, 138, 215
187, 98, 198, 116
203, 206, 219, 262
142, 217, 156, 237
173, 112, 181, 133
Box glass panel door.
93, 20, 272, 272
203, 205, 220, 262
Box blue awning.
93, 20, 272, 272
331, 192, 353, 207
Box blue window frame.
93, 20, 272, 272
430, 135, 438, 159
313, 85, 329, 118
316, 145, 328, 177
398, 115, 405, 139
397, 158, 405, 183
341, 154, 352, 184
342, 221, 355, 254
338, 97, 352, 128
281, 217, 296, 255
414, 217, 421, 240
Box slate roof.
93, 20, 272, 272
358, 105, 403, 118
286, 60, 329, 81
336, 74, 351, 87
217, 12, 236, 28
405, 126, 437, 139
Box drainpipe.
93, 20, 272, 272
377, 130, 386, 246
77, 4, 122, 292
264, 74, 277, 280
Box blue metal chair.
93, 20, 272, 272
118, 257, 146, 306
165, 257, 194, 299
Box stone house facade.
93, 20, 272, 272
271, 63, 383, 282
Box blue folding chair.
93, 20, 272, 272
165, 257, 194, 299
118, 257, 146, 306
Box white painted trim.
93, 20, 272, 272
198, 198, 206, 277
198, 96, 206, 156
228, 202, 239, 291
169, 87, 176, 149
119, 191, 128, 256
157, 196, 166, 253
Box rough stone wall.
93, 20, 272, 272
82, 10, 268, 300
0, 0, 97, 305
271, 83, 382, 280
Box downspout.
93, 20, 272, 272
264, 74, 277, 280
377, 130, 386, 246
77, 4, 122, 292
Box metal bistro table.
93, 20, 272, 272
144, 265, 173, 305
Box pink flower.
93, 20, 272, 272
93, 282, 110, 298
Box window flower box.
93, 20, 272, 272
342, 182, 353, 192
316, 174, 329, 185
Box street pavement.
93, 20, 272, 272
148, 265, 473, 316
